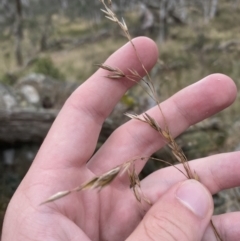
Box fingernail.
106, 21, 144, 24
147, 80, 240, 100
176, 180, 212, 218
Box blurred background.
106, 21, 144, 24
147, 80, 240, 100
0, 0, 240, 233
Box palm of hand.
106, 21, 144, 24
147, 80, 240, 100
6, 165, 143, 241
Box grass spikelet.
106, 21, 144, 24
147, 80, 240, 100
128, 165, 141, 202
40, 190, 71, 205
91, 166, 121, 190
96, 63, 126, 79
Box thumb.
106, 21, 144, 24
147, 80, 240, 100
127, 180, 213, 241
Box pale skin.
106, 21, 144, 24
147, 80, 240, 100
2, 37, 240, 241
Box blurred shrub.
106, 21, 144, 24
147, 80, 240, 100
33, 57, 65, 81
0, 73, 17, 85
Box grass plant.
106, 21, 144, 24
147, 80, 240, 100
42, 1, 225, 240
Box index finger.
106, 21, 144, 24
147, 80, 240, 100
33, 37, 158, 170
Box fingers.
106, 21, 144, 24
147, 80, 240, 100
126, 180, 213, 241
141, 151, 240, 204
33, 37, 158, 169
88, 74, 237, 174
202, 213, 240, 241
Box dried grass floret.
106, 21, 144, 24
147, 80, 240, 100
96, 63, 126, 79
41, 157, 184, 206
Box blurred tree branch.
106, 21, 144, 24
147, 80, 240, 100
14, 0, 23, 66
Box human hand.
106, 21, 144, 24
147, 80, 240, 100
2, 37, 239, 241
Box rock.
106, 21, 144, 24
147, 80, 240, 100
0, 73, 79, 111
3, 149, 15, 166
214, 187, 240, 215
0, 83, 17, 110
16, 73, 78, 109
235, 144, 240, 151
20, 85, 40, 106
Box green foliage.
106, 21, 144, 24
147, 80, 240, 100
0, 73, 17, 86
178, 128, 227, 161
121, 94, 135, 107
33, 57, 65, 81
